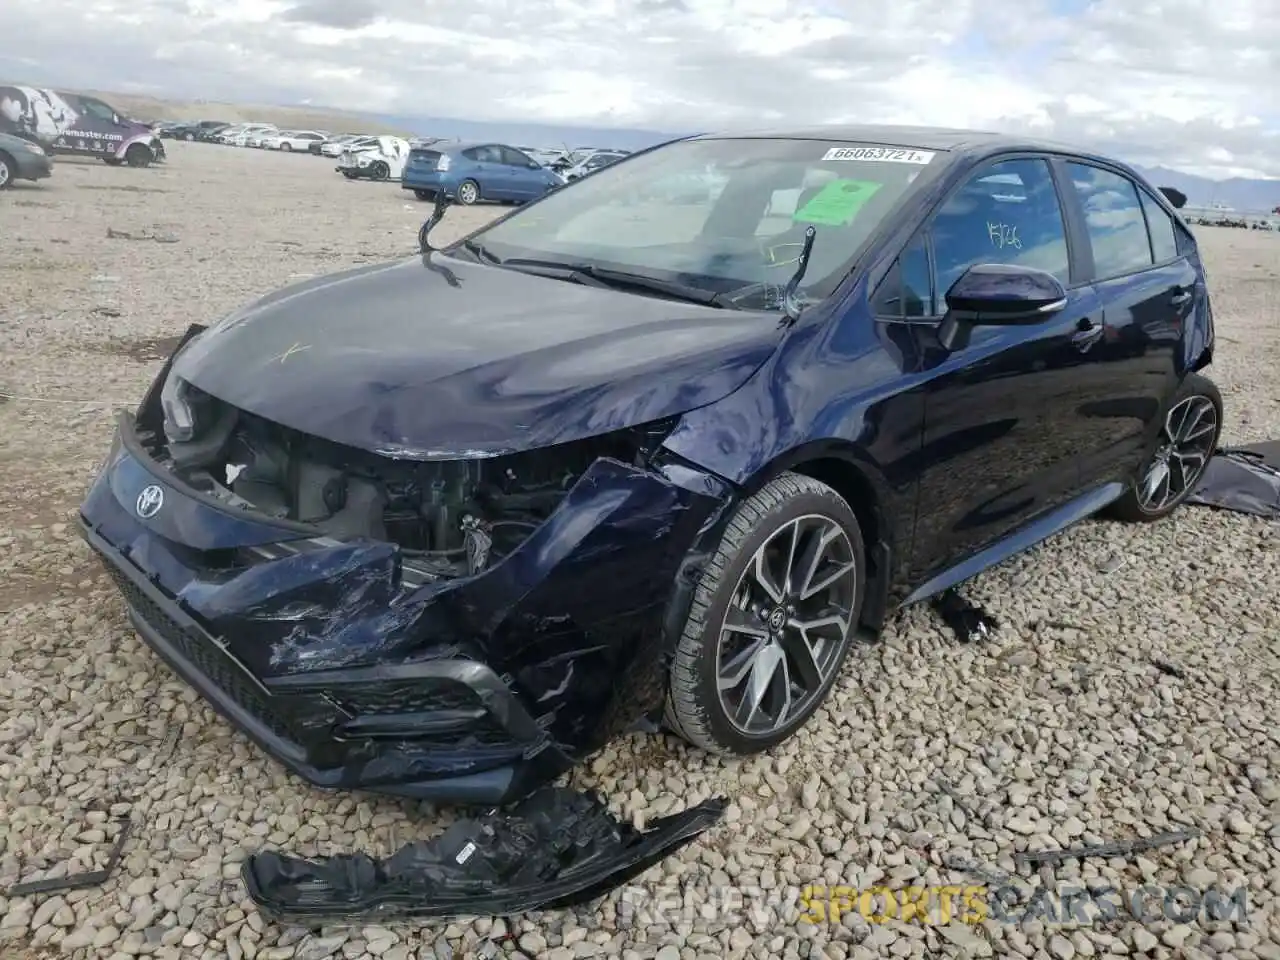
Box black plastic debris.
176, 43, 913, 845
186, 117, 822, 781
242, 787, 726, 923
7, 819, 132, 897
930, 588, 998, 642
1016, 828, 1201, 870
1186, 442, 1280, 519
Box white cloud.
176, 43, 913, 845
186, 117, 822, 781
0, 0, 1276, 178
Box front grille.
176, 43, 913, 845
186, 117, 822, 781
101, 560, 299, 743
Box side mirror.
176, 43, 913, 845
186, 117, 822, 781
938, 263, 1067, 351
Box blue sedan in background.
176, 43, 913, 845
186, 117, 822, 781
402, 141, 565, 205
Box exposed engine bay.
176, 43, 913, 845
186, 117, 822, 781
141, 389, 674, 578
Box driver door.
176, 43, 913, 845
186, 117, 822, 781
897, 156, 1105, 587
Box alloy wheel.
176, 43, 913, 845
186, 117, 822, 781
715, 514, 857, 736
0, 160, 10, 188
1137, 395, 1219, 512
458, 181, 479, 204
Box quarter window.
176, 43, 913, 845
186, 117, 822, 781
872, 237, 932, 318
930, 158, 1071, 302
1139, 188, 1180, 263
1067, 163, 1153, 278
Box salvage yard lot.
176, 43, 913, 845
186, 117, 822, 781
1, 143, 1278, 960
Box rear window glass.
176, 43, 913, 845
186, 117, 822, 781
1139, 189, 1180, 263
1067, 163, 1153, 279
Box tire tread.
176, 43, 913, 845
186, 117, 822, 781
664, 471, 857, 753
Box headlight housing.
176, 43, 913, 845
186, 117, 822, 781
159, 372, 208, 443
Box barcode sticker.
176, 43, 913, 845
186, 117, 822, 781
822, 146, 935, 165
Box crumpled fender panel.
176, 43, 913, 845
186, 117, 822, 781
242, 788, 727, 923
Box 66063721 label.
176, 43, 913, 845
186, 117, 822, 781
822, 146, 936, 164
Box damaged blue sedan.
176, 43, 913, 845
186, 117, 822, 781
80, 124, 1220, 806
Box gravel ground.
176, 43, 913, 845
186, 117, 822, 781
1, 144, 1278, 960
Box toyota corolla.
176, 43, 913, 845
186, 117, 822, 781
79, 124, 1219, 805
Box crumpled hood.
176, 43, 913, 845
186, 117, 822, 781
172, 253, 783, 459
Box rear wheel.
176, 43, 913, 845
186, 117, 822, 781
280, 142, 292, 152
1107, 372, 1222, 522
125, 143, 152, 168
0, 152, 13, 189
665, 473, 866, 754
371, 161, 390, 180
456, 179, 480, 205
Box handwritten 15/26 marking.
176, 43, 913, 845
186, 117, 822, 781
988, 221, 1022, 249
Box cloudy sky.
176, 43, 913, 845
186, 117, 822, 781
1, 0, 1276, 178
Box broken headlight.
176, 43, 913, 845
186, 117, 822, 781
160, 371, 208, 443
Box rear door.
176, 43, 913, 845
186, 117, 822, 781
500, 146, 544, 199
1059, 162, 1194, 483
894, 155, 1105, 584
463, 145, 510, 199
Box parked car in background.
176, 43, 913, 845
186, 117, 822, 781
264, 130, 328, 152
401, 141, 564, 204
0, 85, 164, 167
336, 135, 410, 180
225, 124, 277, 147
215, 124, 248, 144
165, 120, 229, 141
245, 127, 281, 148
320, 134, 368, 158
561, 150, 629, 181
198, 123, 233, 142
0, 130, 53, 188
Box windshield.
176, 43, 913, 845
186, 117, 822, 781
470, 137, 942, 309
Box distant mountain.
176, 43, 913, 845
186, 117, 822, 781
1132, 165, 1280, 214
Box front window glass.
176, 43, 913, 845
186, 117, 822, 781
470, 137, 942, 309
80, 99, 116, 121
931, 158, 1071, 300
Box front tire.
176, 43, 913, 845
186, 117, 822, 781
280, 142, 292, 152
125, 144, 151, 168
1107, 372, 1223, 522
371, 161, 389, 181
0, 152, 13, 190
665, 472, 866, 754
456, 179, 480, 205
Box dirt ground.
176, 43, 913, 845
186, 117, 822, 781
0, 143, 1278, 960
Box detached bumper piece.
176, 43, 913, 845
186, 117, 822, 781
1186, 441, 1280, 519
242, 787, 727, 923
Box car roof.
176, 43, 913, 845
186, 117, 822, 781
691, 123, 1112, 164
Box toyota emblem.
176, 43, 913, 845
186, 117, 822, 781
136, 484, 164, 519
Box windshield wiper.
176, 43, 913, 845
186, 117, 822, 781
461, 238, 502, 264
497, 257, 614, 289
710, 226, 819, 324
499, 258, 725, 307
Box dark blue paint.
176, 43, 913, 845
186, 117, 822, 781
79, 124, 1217, 804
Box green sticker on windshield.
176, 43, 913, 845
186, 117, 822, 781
793, 179, 884, 226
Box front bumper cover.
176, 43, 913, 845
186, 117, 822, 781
243, 787, 726, 923
79, 374, 734, 804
